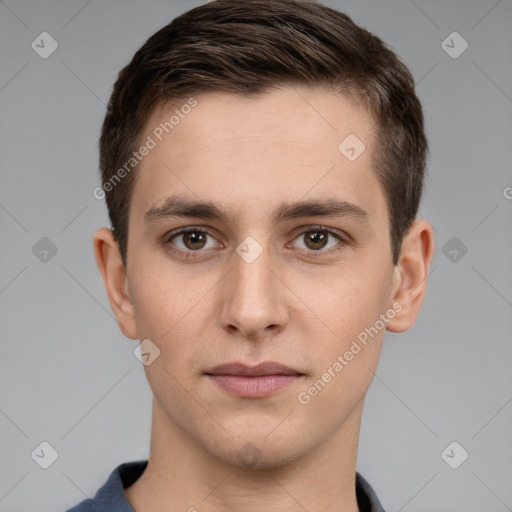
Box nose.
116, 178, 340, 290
219, 242, 289, 340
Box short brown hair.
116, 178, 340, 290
99, 0, 427, 266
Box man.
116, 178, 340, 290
67, 0, 434, 510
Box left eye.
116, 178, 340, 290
291, 228, 342, 252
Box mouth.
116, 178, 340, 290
205, 361, 304, 398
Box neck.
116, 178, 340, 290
125, 399, 364, 512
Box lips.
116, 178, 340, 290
205, 361, 302, 377
205, 362, 304, 398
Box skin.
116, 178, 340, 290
94, 85, 434, 512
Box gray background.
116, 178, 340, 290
0, 0, 511, 510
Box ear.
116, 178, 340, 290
93, 227, 138, 339
386, 219, 435, 333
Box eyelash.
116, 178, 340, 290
163, 225, 349, 260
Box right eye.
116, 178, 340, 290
164, 228, 221, 258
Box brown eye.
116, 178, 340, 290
181, 231, 208, 250
166, 229, 218, 255
303, 230, 329, 250
290, 226, 346, 257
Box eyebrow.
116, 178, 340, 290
144, 194, 370, 227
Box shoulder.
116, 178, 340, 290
63, 460, 148, 512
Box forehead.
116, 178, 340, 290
129, 86, 386, 229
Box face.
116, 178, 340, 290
107, 86, 408, 469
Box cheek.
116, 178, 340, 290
306, 263, 390, 334
128, 261, 213, 371
299, 261, 391, 395
128, 256, 183, 343
132, 282, 173, 337
297, 280, 387, 425
317, 293, 384, 387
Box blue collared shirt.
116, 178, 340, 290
65, 460, 385, 512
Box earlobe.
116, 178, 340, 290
93, 227, 139, 339
386, 219, 435, 333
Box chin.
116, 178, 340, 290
206, 430, 312, 471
